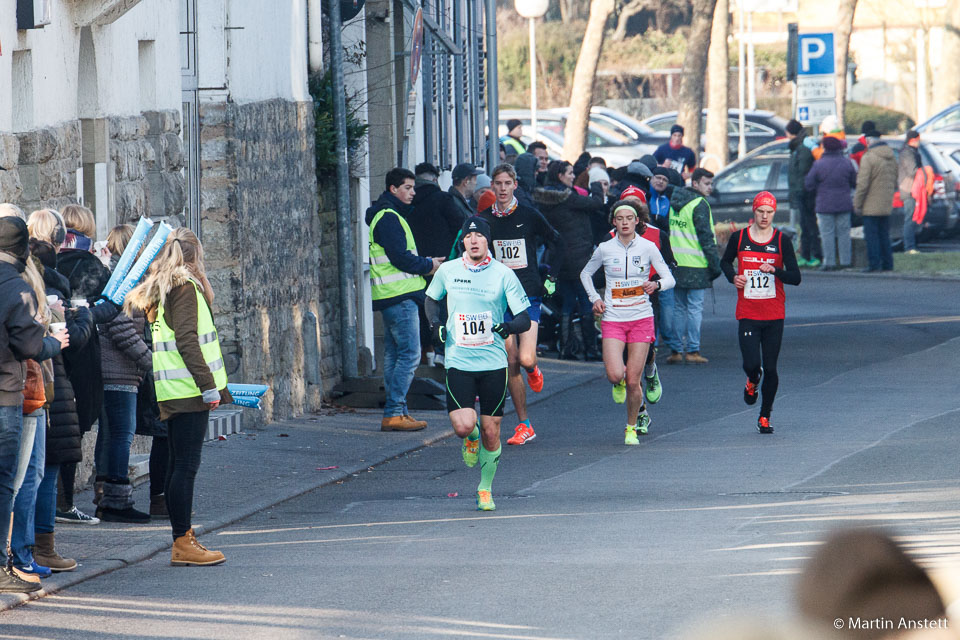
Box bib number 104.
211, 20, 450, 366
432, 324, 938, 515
455, 311, 494, 347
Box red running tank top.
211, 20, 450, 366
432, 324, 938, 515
734, 227, 786, 321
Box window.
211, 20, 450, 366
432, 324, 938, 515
11, 50, 33, 131
774, 162, 789, 191
928, 106, 960, 132
646, 118, 674, 133
715, 161, 772, 193
728, 119, 774, 135
590, 115, 640, 142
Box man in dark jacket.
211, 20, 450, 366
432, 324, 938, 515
0, 216, 63, 593
408, 163, 468, 264
804, 136, 858, 270
513, 153, 541, 212
786, 119, 822, 267
367, 168, 443, 431
666, 170, 722, 364
449, 163, 483, 222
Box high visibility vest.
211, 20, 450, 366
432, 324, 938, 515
500, 135, 525, 156
669, 196, 715, 269
152, 280, 227, 402
368, 208, 426, 301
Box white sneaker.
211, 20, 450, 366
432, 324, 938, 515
433, 353, 444, 367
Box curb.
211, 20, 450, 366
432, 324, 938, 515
803, 269, 960, 282
0, 361, 598, 613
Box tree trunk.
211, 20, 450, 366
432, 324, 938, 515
933, 0, 960, 112
563, 0, 615, 162
676, 0, 717, 167
613, 0, 652, 41
704, 0, 729, 172
834, 0, 858, 129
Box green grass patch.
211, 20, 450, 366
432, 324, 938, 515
894, 252, 960, 277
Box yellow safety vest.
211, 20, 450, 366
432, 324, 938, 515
368, 208, 426, 301
152, 280, 227, 401
501, 136, 526, 156
669, 196, 716, 269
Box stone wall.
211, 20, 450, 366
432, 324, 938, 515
198, 98, 325, 424
316, 188, 342, 394
6, 121, 82, 212
107, 109, 185, 224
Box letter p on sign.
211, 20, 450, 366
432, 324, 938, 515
797, 33, 835, 75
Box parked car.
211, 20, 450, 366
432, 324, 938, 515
914, 102, 960, 157
542, 106, 669, 151
498, 108, 664, 167
706, 138, 960, 243
642, 109, 789, 160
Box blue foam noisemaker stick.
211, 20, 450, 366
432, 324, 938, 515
102, 217, 153, 300
227, 383, 269, 398
108, 222, 173, 306
232, 396, 262, 409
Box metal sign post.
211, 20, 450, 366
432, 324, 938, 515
400, 6, 424, 168
795, 32, 837, 127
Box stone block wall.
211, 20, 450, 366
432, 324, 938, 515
108, 110, 185, 224
198, 98, 325, 424
8, 121, 82, 212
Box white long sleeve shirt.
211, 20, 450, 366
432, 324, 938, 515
580, 234, 675, 322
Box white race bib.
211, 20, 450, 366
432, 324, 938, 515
610, 278, 645, 307
493, 239, 527, 269
454, 311, 494, 347
743, 269, 775, 299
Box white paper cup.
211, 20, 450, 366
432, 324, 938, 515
71, 299, 89, 308
46, 295, 58, 305
49, 322, 67, 333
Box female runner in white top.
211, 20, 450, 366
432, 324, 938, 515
580, 199, 675, 444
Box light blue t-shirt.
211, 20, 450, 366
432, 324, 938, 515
426, 257, 530, 372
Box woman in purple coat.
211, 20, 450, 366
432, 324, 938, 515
804, 136, 858, 270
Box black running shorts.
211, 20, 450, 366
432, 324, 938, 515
445, 368, 508, 417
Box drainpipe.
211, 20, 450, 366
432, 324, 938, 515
485, 0, 499, 172
329, 0, 360, 379
308, 0, 324, 73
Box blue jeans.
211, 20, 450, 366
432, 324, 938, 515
381, 299, 421, 418
657, 287, 680, 352
36, 463, 59, 535
11, 410, 45, 566
902, 194, 922, 252
557, 279, 592, 317
672, 287, 705, 353
0, 403, 24, 565
863, 216, 893, 270
95, 390, 138, 480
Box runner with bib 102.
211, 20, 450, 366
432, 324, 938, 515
479, 163, 563, 447
720, 191, 801, 434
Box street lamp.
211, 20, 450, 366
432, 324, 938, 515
514, 0, 549, 143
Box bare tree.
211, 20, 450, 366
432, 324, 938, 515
613, 0, 653, 41
676, 0, 717, 165
834, 0, 858, 129
704, 0, 729, 171
933, 0, 960, 111
563, 0, 616, 161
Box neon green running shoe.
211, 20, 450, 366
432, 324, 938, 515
624, 425, 639, 445
476, 490, 496, 511
637, 413, 651, 435
644, 369, 662, 404
462, 436, 479, 468
612, 379, 626, 404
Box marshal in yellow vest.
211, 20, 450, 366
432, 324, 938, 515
152, 280, 228, 402
368, 208, 426, 301
669, 196, 716, 269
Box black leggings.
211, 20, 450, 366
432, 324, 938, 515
738, 319, 784, 418
150, 435, 169, 497
165, 411, 208, 540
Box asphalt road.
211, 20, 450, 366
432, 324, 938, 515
4, 272, 960, 640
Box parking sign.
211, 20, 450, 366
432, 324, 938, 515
796, 32, 836, 126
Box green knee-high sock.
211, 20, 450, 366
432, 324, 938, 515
477, 444, 501, 492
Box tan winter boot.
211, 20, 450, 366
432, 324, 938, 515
171, 529, 225, 566
33, 532, 77, 572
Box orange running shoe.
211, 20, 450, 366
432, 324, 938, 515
506, 423, 536, 445
757, 416, 773, 434
526, 366, 544, 392
744, 379, 759, 406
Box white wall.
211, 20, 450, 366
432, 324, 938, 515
224, 0, 309, 104
0, 0, 181, 134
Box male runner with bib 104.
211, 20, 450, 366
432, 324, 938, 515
720, 191, 801, 434
425, 217, 531, 511
581, 199, 675, 444
479, 164, 562, 446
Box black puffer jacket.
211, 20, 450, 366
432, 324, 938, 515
46, 303, 93, 466
99, 310, 151, 388
534, 184, 605, 280
406, 180, 469, 260
56, 249, 119, 432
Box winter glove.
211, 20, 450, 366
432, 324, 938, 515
543, 278, 556, 296
492, 323, 511, 339
431, 323, 446, 350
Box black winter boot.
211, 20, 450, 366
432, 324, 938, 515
559, 314, 577, 360
97, 479, 150, 523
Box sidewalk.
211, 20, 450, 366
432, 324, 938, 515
0, 357, 601, 612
